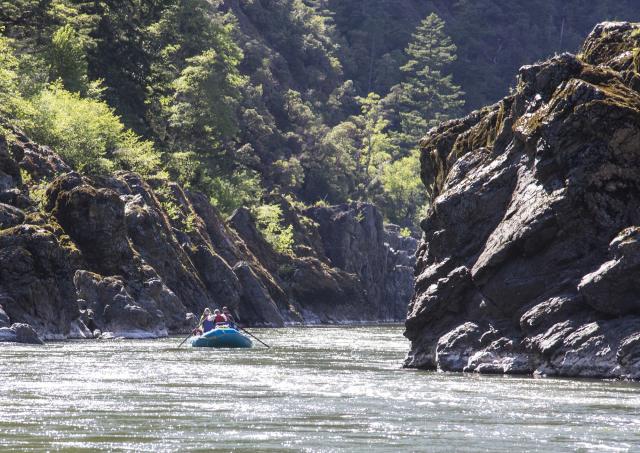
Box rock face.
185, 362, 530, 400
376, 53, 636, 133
228, 199, 418, 325
0, 127, 416, 340
406, 22, 640, 379
304, 203, 418, 321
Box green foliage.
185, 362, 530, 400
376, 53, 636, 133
154, 185, 185, 226
386, 13, 464, 149
168, 47, 244, 148
274, 157, 305, 191
400, 227, 412, 238
21, 169, 49, 213
48, 24, 89, 93
208, 170, 264, 217
380, 149, 426, 225
353, 93, 397, 196
6, 0, 635, 233
184, 212, 198, 234
0, 36, 36, 126
162, 198, 182, 223
327, 0, 640, 110
144, 0, 245, 156
19, 83, 160, 176
254, 204, 295, 256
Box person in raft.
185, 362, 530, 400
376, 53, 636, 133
200, 308, 215, 333
222, 306, 235, 326
212, 309, 227, 325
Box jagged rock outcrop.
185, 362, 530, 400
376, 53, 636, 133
406, 22, 640, 379
304, 203, 418, 321
229, 199, 418, 325
0, 124, 416, 340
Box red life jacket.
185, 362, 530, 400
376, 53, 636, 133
213, 314, 227, 324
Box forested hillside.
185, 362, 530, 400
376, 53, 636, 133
1, 0, 638, 231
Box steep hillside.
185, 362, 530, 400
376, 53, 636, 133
0, 129, 415, 342
406, 22, 640, 379
3, 1, 639, 232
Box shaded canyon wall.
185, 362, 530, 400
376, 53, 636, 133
406, 22, 640, 379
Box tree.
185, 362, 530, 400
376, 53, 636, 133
168, 48, 245, 153
48, 24, 89, 93
393, 13, 464, 150
380, 149, 426, 226
353, 93, 397, 198
0, 35, 32, 124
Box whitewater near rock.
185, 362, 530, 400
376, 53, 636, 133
406, 22, 640, 379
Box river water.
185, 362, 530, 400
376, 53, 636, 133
1, 326, 639, 452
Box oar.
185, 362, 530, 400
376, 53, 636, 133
178, 312, 205, 347
237, 325, 270, 348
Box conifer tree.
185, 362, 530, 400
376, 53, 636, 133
393, 13, 464, 150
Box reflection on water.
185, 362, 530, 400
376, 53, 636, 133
1, 326, 639, 452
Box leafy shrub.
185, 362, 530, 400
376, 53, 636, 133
253, 204, 294, 256
208, 170, 264, 216
380, 149, 425, 226
0, 36, 36, 131
21, 169, 49, 212
153, 185, 182, 223
19, 82, 161, 176
184, 212, 198, 234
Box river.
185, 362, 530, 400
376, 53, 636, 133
1, 326, 639, 452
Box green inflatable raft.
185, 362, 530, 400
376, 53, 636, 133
191, 324, 253, 348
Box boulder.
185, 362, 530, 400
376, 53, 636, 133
120, 174, 215, 313
74, 270, 168, 338
0, 327, 16, 342
13, 129, 72, 180
435, 322, 483, 371
187, 244, 242, 309
290, 257, 369, 322
305, 203, 417, 320
0, 323, 44, 345
578, 227, 640, 315
12, 323, 44, 344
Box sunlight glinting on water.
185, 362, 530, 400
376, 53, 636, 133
1, 326, 640, 452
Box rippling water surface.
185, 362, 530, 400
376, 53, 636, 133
1, 326, 640, 452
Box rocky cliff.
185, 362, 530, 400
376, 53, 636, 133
0, 129, 416, 343
406, 22, 640, 379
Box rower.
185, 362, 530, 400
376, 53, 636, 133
222, 306, 235, 327
201, 308, 215, 333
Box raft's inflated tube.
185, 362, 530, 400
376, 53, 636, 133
191, 326, 253, 348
